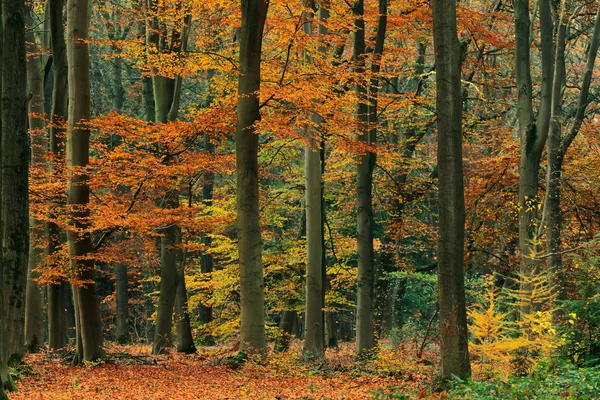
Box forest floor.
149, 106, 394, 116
9, 341, 441, 399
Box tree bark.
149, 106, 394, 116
515, 0, 553, 317
47, 0, 68, 350
545, 1, 600, 297
198, 134, 214, 328
236, 0, 269, 355
302, 1, 324, 358
115, 263, 129, 343
354, 0, 386, 356
175, 258, 195, 353
66, 0, 105, 363
152, 220, 178, 354
2, 0, 29, 360
432, 0, 471, 380
24, 7, 47, 352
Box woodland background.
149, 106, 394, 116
0, 0, 600, 398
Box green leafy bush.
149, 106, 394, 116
448, 363, 600, 399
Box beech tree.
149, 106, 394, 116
302, 0, 324, 358
236, 0, 269, 355
24, 7, 47, 352
66, 0, 105, 363
545, 1, 600, 294
2, 0, 29, 362
515, 0, 553, 316
432, 0, 471, 380
47, 0, 69, 350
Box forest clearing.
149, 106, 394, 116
2, 0, 600, 398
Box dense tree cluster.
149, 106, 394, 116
1, 0, 600, 396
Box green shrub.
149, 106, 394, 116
448, 363, 600, 399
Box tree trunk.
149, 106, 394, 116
24, 8, 46, 352
142, 76, 155, 123
2, 0, 29, 360
48, 282, 66, 348
47, 0, 68, 350
112, 55, 124, 113
302, 2, 324, 358
115, 263, 129, 343
198, 134, 214, 328
354, 0, 386, 356
236, 0, 269, 355
432, 0, 471, 380
515, 0, 553, 317
66, 0, 105, 363
175, 259, 196, 353
0, 6, 11, 394
546, 1, 600, 298
153, 220, 178, 354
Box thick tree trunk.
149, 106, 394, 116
24, 8, 46, 352
153, 220, 178, 354
432, 0, 471, 380
142, 76, 155, 123
66, 0, 105, 363
175, 260, 196, 353
236, 0, 269, 355
0, 1, 6, 392
47, 0, 68, 350
353, 0, 373, 356
48, 282, 66, 348
2, 0, 29, 360
115, 263, 129, 343
302, 2, 324, 358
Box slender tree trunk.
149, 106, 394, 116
276, 211, 305, 352
354, 0, 386, 356
302, 1, 324, 358
198, 134, 214, 328
47, 0, 68, 350
66, 0, 105, 363
515, 0, 553, 317
546, 1, 600, 298
2, 0, 29, 360
112, 55, 124, 113
236, 0, 269, 355
115, 263, 129, 343
24, 8, 46, 352
432, 0, 471, 380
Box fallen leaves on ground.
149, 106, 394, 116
10, 342, 437, 399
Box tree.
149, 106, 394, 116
515, 0, 553, 316
24, 6, 47, 352
236, 0, 269, 355
302, 0, 324, 358
354, 0, 387, 356
432, 0, 471, 380
66, 0, 105, 363
2, 0, 29, 362
545, 1, 600, 295
47, 0, 69, 350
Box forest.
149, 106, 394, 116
1, 0, 600, 398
